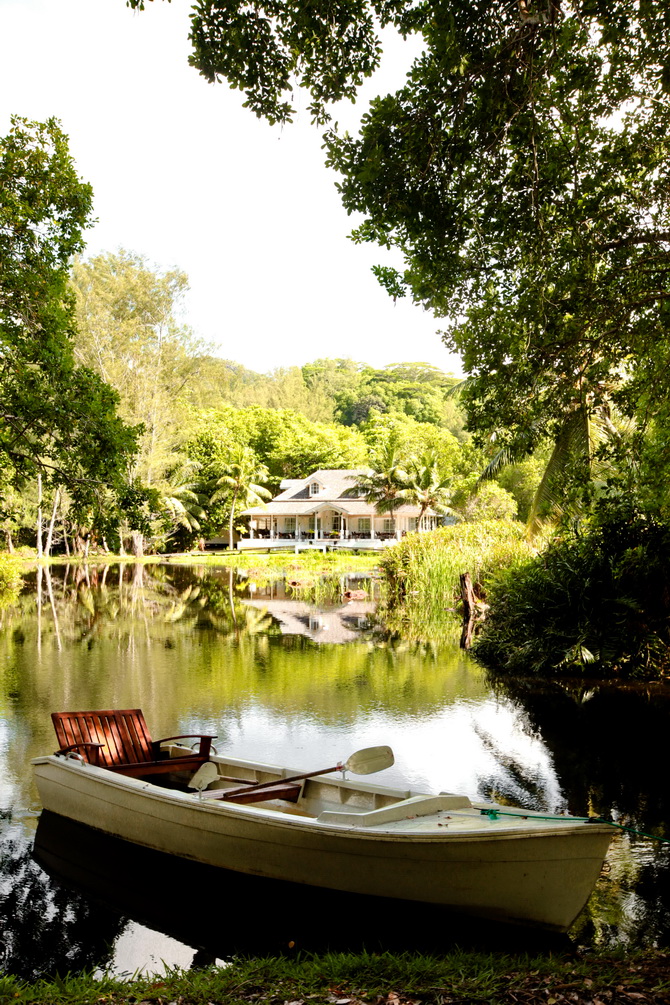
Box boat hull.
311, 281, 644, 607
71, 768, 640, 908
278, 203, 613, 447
32, 754, 612, 932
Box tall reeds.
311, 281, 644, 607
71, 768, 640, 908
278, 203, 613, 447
379, 522, 536, 642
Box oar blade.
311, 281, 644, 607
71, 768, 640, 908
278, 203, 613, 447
344, 745, 394, 775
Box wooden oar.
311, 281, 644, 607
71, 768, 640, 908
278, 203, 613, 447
219, 745, 394, 801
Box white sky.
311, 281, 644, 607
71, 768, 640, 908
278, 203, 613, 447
0, 0, 463, 377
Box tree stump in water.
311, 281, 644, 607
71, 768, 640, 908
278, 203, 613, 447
459, 572, 488, 649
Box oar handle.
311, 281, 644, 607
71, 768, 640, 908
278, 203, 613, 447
222, 763, 342, 799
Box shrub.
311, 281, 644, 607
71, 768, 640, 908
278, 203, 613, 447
0, 553, 22, 607
379, 522, 537, 640
474, 503, 670, 678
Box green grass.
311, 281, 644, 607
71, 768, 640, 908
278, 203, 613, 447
378, 522, 539, 642
1, 948, 668, 1004
26, 550, 382, 577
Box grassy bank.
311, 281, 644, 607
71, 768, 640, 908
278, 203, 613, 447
1, 949, 668, 1005
15, 550, 382, 577
379, 522, 538, 642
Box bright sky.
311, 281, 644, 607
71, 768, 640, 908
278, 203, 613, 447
0, 0, 463, 377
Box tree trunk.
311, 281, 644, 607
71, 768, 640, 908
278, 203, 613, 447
36, 472, 43, 558
131, 531, 144, 557
5, 530, 14, 553
459, 571, 477, 650
61, 499, 70, 557
44, 488, 60, 558
459, 571, 488, 650
229, 490, 237, 551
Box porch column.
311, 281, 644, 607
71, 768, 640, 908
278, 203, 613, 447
249, 521, 255, 539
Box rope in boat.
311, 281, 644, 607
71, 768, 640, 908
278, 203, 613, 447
479, 808, 670, 844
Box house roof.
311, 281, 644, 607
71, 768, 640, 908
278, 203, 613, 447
241, 598, 376, 644
242, 469, 437, 519
272, 469, 367, 503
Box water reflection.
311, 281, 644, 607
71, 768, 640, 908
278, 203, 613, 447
0, 820, 123, 979
1, 563, 670, 976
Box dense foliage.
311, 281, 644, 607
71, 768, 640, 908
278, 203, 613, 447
380, 521, 536, 642
0, 118, 139, 506
0, 552, 21, 606
475, 502, 670, 679
131, 2, 670, 523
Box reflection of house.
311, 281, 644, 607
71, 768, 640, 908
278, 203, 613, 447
241, 469, 438, 551
242, 598, 376, 644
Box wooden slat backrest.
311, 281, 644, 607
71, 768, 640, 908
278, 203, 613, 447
51, 709, 154, 767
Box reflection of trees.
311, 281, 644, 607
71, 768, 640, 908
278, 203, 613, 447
570, 836, 670, 950
1, 563, 486, 811
487, 675, 670, 828
471, 722, 554, 811
487, 675, 670, 947
0, 827, 123, 978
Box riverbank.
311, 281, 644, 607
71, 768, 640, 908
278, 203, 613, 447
2, 948, 669, 1004
10, 549, 382, 574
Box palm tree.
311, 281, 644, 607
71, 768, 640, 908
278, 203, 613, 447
404, 450, 453, 528
210, 447, 272, 549
347, 435, 410, 537
160, 459, 208, 535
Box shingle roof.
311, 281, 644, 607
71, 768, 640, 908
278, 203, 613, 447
272, 469, 367, 502
242, 469, 436, 518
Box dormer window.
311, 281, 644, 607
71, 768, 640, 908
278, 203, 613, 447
309, 481, 320, 496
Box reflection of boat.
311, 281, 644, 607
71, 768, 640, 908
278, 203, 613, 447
32, 747, 613, 933
35, 811, 548, 957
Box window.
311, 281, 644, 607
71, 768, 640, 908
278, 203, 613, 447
332, 514, 341, 531
285, 517, 296, 533
407, 518, 418, 532
358, 518, 371, 534
382, 519, 395, 534
309, 481, 320, 496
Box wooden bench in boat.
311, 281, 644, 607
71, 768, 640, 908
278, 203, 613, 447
202, 781, 303, 804
51, 709, 216, 779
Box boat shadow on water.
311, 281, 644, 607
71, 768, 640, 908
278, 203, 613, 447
33, 811, 569, 965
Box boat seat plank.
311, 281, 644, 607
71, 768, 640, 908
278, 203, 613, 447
317, 793, 472, 827
51, 709, 216, 777
203, 781, 303, 804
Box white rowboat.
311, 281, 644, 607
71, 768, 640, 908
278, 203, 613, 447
32, 744, 613, 932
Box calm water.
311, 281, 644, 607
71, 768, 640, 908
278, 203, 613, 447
1, 562, 670, 978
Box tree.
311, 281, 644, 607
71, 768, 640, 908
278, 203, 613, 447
347, 434, 410, 534
71, 250, 204, 485
186, 405, 369, 492
134, 4, 670, 503
210, 447, 272, 548
360, 411, 462, 481
0, 117, 138, 510
159, 459, 208, 539
404, 451, 452, 528
325, 7, 670, 487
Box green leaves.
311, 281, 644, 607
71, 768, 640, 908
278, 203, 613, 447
0, 118, 139, 503
188, 0, 384, 124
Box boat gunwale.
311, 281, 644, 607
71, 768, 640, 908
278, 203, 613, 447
31, 753, 615, 844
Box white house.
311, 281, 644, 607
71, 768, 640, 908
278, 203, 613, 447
240, 469, 439, 550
